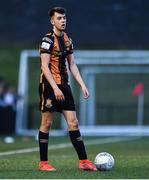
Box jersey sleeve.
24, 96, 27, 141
39, 35, 53, 54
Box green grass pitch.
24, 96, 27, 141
0, 136, 149, 179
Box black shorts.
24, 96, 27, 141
39, 83, 75, 113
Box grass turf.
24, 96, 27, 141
0, 136, 148, 179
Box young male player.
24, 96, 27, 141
38, 7, 97, 171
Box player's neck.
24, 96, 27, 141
53, 28, 64, 37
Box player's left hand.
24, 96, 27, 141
81, 85, 90, 99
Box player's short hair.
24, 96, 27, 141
48, 7, 66, 19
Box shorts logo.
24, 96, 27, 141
45, 98, 52, 108
41, 42, 51, 50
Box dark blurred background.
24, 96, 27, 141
1, 0, 149, 49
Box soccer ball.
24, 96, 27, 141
94, 152, 115, 171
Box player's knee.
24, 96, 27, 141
41, 119, 52, 131
68, 118, 79, 130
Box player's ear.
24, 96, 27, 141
50, 18, 54, 25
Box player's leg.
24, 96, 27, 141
62, 110, 97, 171
62, 110, 87, 159
38, 111, 56, 171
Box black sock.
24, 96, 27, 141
69, 130, 87, 160
38, 131, 49, 161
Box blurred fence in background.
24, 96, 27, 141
15, 50, 149, 136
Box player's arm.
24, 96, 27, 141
40, 52, 64, 101
67, 54, 89, 99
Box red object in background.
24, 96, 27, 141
132, 82, 144, 96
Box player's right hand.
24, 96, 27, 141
53, 87, 65, 101
81, 84, 90, 99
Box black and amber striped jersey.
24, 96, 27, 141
39, 30, 73, 85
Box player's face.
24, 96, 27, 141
51, 12, 66, 31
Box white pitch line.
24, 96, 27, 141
0, 136, 139, 157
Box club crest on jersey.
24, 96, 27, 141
65, 41, 70, 51
54, 43, 57, 48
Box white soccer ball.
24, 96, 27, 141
94, 152, 115, 171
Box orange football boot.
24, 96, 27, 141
39, 161, 56, 171
79, 159, 97, 171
